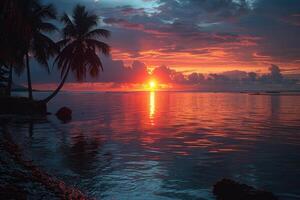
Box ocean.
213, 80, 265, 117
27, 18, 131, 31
3, 91, 300, 199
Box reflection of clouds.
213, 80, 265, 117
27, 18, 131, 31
149, 91, 156, 125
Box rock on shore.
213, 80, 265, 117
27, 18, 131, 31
213, 178, 278, 200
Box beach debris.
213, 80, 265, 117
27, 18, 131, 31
56, 107, 72, 123
213, 178, 278, 200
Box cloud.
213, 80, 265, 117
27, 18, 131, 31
220, 70, 248, 79
14, 57, 149, 84
93, 58, 149, 83
269, 64, 283, 82
151, 64, 299, 91
187, 73, 205, 84
14, 57, 299, 92
152, 65, 174, 83
119, 6, 147, 16
103, 18, 145, 30
38, 0, 300, 75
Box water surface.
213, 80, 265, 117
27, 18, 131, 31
5, 92, 300, 199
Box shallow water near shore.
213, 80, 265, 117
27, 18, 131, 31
3, 92, 300, 199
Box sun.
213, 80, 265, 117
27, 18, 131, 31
148, 79, 157, 90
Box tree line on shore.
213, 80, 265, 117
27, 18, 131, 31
0, 0, 110, 103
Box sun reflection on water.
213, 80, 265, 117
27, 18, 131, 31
149, 91, 156, 125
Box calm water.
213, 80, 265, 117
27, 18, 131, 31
4, 92, 300, 199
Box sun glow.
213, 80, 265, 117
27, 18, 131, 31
148, 79, 157, 90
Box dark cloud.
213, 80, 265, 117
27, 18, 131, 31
187, 73, 205, 84
221, 70, 248, 79
31, 0, 300, 83
14, 57, 149, 84
103, 18, 144, 30
151, 64, 299, 91
123, 1, 299, 67
119, 6, 147, 16
236, 0, 300, 62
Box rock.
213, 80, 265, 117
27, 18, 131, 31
213, 178, 278, 200
55, 107, 72, 123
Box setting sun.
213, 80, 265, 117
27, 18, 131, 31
148, 80, 157, 90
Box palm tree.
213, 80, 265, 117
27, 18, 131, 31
43, 5, 110, 103
0, 0, 27, 96
0, 0, 24, 65
22, 0, 59, 100
0, 0, 58, 99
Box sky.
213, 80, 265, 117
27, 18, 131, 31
15, 0, 300, 90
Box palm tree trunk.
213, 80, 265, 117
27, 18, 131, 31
43, 66, 71, 103
26, 53, 33, 100
7, 64, 13, 96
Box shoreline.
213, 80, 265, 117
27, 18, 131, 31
0, 125, 94, 200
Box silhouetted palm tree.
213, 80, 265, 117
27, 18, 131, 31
0, 0, 26, 65
22, 0, 59, 100
43, 5, 110, 103
0, 0, 27, 95
0, 0, 58, 98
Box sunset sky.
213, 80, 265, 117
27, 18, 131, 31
16, 0, 300, 89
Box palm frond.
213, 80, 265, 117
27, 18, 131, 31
85, 28, 111, 39
54, 40, 79, 77
56, 38, 71, 48
86, 48, 103, 75
35, 4, 57, 20
61, 13, 76, 38
73, 5, 98, 36
32, 32, 59, 72
39, 22, 58, 32
85, 39, 110, 56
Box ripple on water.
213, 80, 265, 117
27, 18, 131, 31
3, 92, 300, 200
